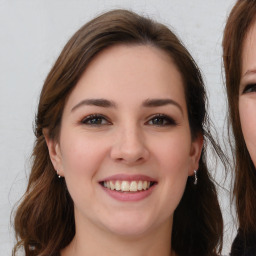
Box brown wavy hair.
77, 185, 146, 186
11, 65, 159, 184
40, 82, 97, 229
13, 9, 224, 256
222, 0, 256, 234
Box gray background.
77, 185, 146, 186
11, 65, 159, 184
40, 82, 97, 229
0, 0, 236, 255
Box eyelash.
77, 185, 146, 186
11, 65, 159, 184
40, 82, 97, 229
80, 114, 177, 127
146, 114, 177, 126
243, 83, 256, 94
81, 114, 111, 126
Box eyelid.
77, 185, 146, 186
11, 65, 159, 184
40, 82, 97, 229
145, 113, 177, 126
80, 113, 178, 127
81, 114, 111, 125
242, 83, 256, 94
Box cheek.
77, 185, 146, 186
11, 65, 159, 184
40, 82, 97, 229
239, 99, 256, 164
155, 133, 192, 173
239, 100, 256, 139
152, 137, 191, 219
59, 133, 109, 211
152, 133, 192, 205
60, 132, 108, 179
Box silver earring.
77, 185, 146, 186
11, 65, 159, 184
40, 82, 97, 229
56, 170, 61, 178
194, 170, 198, 185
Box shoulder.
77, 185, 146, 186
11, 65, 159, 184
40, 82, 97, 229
230, 229, 256, 256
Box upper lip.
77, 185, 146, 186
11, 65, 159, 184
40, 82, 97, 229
99, 174, 157, 182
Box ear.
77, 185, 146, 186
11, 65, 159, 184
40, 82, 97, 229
43, 128, 64, 177
188, 133, 203, 176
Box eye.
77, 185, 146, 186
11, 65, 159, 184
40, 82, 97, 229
146, 114, 177, 126
81, 114, 111, 126
242, 83, 256, 94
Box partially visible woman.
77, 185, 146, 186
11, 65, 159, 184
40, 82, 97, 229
222, 1, 256, 255
13, 9, 225, 256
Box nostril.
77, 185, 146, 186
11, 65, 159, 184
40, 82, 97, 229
136, 157, 144, 162
115, 156, 145, 164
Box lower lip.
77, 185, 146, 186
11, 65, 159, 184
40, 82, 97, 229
101, 185, 156, 202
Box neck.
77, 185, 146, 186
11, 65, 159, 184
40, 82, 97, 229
61, 213, 174, 256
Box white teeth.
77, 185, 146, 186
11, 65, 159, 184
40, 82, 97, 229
102, 180, 153, 192
115, 181, 121, 191
130, 181, 138, 191
137, 181, 143, 190
142, 181, 148, 190
121, 181, 130, 191
110, 181, 115, 190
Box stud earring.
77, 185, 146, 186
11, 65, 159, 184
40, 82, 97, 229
194, 170, 198, 185
56, 170, 61, 178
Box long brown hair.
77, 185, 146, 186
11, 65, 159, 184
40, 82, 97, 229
222, 0, 256, 234
13, 9, 224, 256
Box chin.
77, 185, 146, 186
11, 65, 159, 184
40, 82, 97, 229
103, 214, 156, 238
108, 225, 152, 238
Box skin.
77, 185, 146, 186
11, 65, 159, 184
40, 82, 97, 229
239, 19, 256, 168
45, 44, 203, 256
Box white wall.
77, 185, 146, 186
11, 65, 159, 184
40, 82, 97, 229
0, 0, 236, 255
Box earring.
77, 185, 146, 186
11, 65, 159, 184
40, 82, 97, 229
194, 170, 198, 185
56, 170, 61, 179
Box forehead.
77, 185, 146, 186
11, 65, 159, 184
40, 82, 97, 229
241, 19, 256, 76
64, 44, 186, 111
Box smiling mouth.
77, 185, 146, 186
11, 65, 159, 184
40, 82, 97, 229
100, 180, 157, 192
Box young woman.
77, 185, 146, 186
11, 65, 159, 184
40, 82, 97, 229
13, 9, 224, 256
222, 1, 256, 255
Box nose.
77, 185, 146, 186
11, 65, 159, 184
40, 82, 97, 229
110, 125, 149, 165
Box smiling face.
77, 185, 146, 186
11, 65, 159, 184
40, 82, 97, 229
46, 44, 202, 239
239, 20, 256, 168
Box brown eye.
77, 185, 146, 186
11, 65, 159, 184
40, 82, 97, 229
243, 84, 256, 94
147, 114, 177, 126
81, 114, 110, 125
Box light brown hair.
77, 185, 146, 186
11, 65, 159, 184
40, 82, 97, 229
222, 0, 256, 234
13, 9, 224, 256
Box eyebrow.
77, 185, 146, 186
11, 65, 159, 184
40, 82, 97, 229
71, 99, 116, 112
142, 98, 183, 114
71, 98, 183, 114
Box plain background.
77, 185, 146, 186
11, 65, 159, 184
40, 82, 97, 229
1, 0, 236, 255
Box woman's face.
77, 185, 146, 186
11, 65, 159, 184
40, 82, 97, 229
239, 20, 256, 168
47, 44, 202, 238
